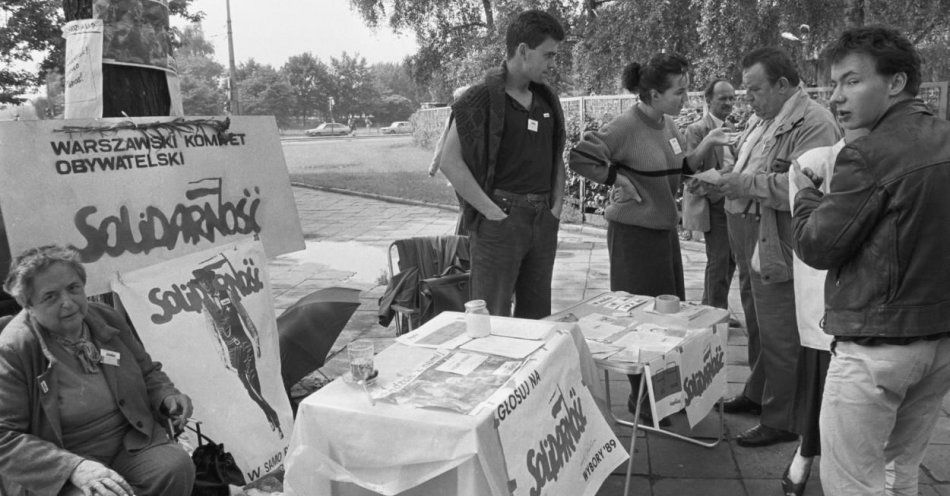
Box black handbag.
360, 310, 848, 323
419, 264, 470, 323
188, 422, 246, 496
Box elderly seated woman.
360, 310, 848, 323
0, 245, 195, 496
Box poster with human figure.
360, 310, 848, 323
112, 238, 293, 482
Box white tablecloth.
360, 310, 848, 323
284, 325, 606, 496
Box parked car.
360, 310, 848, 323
380, 121, 413, 134
305, 123, 352, 137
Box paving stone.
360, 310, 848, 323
924, 444, 950, 482
648, 436, 739, 478
652, 478, 745, 496
733, 441, 798, 478
930, 416, 950, 444
596, 473, 651, 495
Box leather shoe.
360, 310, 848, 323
736, 424, 797, 447
721, 395, 762, 415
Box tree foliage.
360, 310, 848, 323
351, 0, 950, 98
177, 24, 225, 115
282, 53, 333, 125
238, 59, 296, 127
329, 52, 378, 118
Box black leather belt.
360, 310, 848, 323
491, 189, 550, 210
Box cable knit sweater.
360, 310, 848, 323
569, 106, 687, 230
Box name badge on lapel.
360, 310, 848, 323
669, 138, 683, 155
101, 349, 121, 366
527, 119, 539, 132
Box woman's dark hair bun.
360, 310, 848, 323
622, 62, 641, 92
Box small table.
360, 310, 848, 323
283, 314, 618, 496
547, 292, 730, 496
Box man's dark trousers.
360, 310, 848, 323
727, 211, 764, 406
727, 211, 799, 430
702, 199, 736, 309
470, 196, 559, 318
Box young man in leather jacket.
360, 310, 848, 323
792, 26, 950, 495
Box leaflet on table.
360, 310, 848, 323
486, 315, 557, 340
587, 292, 653, 312
460, 335, 545, 360
396, 312, 473, 349
611, 324, 685, 356
373, 349, 521, 414
575, 313, 635, 342
585, 340, 625, 360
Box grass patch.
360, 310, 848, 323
285, 138, 459, 206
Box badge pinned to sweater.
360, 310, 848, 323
669, 138, 683, 155
101, 349, 120, 366
527, 119, 539, 132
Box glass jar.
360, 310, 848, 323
464, 299, 491, 338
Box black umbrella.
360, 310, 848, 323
277, 287, 361, 395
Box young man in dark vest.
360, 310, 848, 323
439, 10, 566, 318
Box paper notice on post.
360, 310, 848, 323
62, 19, 104, 119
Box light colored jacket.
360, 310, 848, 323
0, 303, 180, 495
729, 89, 839, 284
682, 113, 731, 232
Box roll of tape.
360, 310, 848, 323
655, 294, 681, 314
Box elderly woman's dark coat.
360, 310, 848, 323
0, 302, 181, 495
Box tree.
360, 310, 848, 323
370, 61, 425, 105
177, 25, 226, 115
281, 53, 333, 126
329, 52, 378, 118
0, 0, 62, 103
237, 59, 296, 127
369, 94, 416, 124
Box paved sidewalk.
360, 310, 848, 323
266, 186, 950, 496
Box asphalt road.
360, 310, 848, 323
280, 134, 413, 173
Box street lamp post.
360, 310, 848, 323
329, 97, 335, 122
226, 0, 241, 115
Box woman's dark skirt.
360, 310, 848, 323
793, 346, 831, 457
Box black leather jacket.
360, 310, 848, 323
792, 99, 950, 338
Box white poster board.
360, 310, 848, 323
112, 238, 293, 482
0, 116, 304, 294
494, 333, 627, 496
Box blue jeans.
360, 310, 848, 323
470, 197, 559, 318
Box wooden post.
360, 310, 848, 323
64, 0, 172, 117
